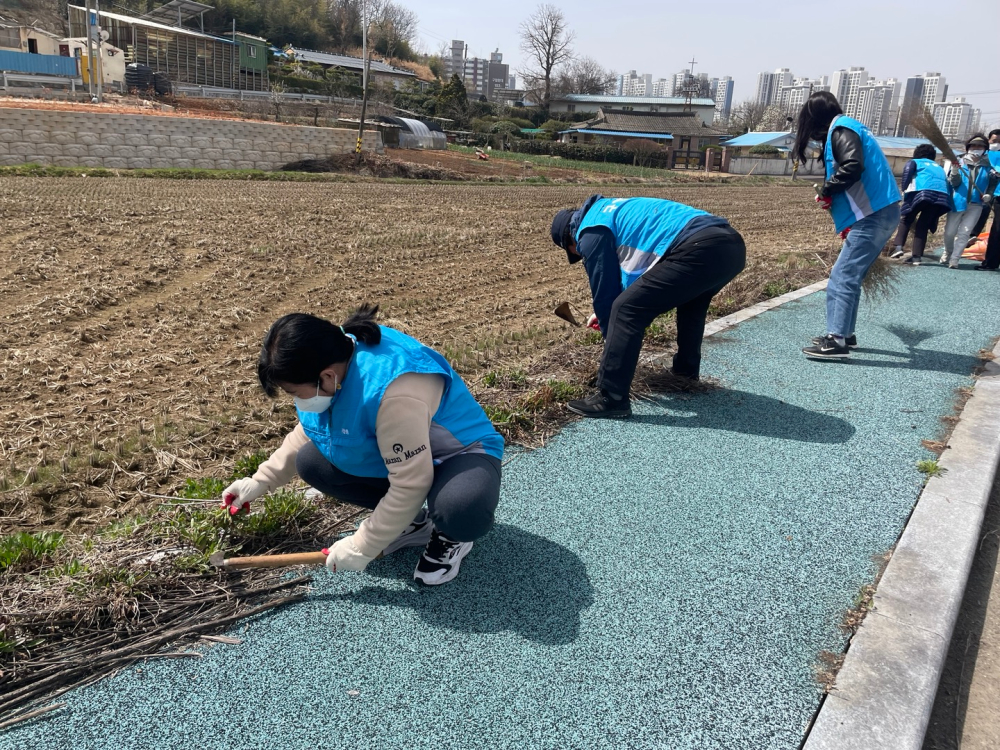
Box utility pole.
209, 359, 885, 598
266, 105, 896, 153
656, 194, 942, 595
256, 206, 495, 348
355, 0, 371, 167
84, 0, 95, 100
94, 0, 103, 101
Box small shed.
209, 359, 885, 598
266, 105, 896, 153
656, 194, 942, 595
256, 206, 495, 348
561, 109, 728, 152
719, 132, 795, 156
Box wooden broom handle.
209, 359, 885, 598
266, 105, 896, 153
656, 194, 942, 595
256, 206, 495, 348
222, 551, 327, 569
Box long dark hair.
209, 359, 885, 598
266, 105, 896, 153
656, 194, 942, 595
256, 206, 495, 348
793, 91, 844, 164
257, 303, 382, 396
912, 143, 936, 160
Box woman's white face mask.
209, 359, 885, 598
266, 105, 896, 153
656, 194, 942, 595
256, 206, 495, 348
294, 375, 337, 413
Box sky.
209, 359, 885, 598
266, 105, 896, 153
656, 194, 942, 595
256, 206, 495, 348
403, 0, 999, 129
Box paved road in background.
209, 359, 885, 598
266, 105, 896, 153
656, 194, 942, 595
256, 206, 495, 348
4, 260, 1000, 750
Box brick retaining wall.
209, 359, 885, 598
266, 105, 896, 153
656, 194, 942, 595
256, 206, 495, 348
0, 107, 380, 170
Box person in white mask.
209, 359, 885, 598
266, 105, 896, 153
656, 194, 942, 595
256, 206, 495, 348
220, 304, 504, 585
940, 134, 998, 268
971, 129, 1000, 271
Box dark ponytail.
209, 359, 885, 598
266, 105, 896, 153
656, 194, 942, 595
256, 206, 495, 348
912, 143, 936, 160
257, 304, 381, 396
793, 91, 844, 165
342, 302, 382, 345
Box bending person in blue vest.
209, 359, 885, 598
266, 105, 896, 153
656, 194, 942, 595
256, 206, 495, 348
219, 305, 504, 586
793, 91, 901, 360
888, 143, 950, 265
549, 195, 746, 418
939, 134, 997, 269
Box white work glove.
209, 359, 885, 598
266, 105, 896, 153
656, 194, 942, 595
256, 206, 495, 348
983, 194, 994, 206
324, 535, 375, 573
585, 313, 600, 330
220, 477, 265, 516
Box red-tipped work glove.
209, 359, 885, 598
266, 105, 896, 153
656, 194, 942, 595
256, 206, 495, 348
838, 227, 851, 240
815, 194, 833, 210
220, 477, 265, 516
586, 313, 600, 330
324, 535, 374, 573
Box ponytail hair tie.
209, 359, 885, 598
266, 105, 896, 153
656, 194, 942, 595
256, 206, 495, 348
339, 325, 346, 335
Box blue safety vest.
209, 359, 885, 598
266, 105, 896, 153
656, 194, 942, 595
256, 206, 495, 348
950, 161, 992, 212
911, 159, 948, 194
297, 327, 503, 478
575, 197, 712, 288
823, 115, 901, 233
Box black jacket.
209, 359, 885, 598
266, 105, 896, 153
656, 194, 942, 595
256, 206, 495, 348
819, 127, 864, 197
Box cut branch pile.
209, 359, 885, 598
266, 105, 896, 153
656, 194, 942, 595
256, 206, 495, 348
0, 500, 361, 725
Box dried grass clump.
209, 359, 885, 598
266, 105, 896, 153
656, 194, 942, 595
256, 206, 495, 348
0, 496, 362, 724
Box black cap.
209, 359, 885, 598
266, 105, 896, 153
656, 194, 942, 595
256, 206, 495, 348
550, 209, 580, 264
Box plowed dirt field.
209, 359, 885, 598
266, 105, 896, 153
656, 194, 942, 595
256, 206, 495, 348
0, 177, 831, 530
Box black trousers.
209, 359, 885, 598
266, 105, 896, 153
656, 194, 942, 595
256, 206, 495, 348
597, 225, 747, 398
982, 206, 1000, 270
296, 441, 502, 542
892, 203, 949, 258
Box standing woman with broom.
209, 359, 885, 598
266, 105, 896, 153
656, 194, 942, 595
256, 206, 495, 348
939, 134, 997, 269
794, 91, 902, 360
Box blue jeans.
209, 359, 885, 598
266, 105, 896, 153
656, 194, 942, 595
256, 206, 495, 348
826, 202, 901, 337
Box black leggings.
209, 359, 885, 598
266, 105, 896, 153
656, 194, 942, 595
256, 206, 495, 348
597, 225, 746, 395
296, 441, 502, 542
892, 203, 949, 258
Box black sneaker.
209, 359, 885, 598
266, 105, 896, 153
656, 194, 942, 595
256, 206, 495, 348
889, 248, 905, 259
902, 256, 922, 266
414, 530, 473, 585
380, 509, 433, 557
566, 391, 632, 419
811, 334, 857, 348
803, 335, 850, 359
973, 264, 998, 272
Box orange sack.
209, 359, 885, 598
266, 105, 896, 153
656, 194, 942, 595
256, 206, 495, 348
966, 232, 989, 261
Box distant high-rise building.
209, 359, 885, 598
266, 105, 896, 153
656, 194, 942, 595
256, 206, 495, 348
895, 75, 925, 136
894, 73, 948, 136
671, 71, 688, 97
933, 97, 977, 140
921, 73, 948, 110
508, 74, 516, 90
443, 40, 510, 99
776, 76, 829, 118
855, 78, 900, 135
714, 75, 734, 122
651, 78, 673, 97
620, 70, 654, 97
754, 68, 792, 106
829, 67, 869, 117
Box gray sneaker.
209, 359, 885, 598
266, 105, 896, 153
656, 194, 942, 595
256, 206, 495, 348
903, 255, 922, 266
381, 509, 434, 557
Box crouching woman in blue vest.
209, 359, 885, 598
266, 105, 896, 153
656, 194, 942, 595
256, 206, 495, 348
889, 143, 950, 264
219, 304, 504, 585
793, 91, 901, 359
550, 195, 746, 418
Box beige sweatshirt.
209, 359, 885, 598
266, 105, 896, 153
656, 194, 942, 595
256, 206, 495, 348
252, 372, 444, 559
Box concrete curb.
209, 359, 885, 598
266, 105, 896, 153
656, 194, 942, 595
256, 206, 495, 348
703, 278, 830, 339
802, 338, 1000, 749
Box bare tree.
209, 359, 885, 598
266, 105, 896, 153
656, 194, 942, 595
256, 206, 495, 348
518, 4, 575, 111
371, 1, 417, 60
726, 99, 768, 135
556, 57, 616, 96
